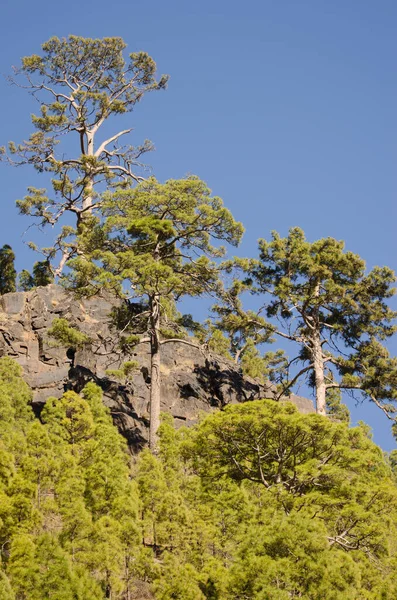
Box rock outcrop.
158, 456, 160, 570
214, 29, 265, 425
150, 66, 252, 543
0, 285, 314, 449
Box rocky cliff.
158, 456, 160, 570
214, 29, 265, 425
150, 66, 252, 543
0, 285, 314, 449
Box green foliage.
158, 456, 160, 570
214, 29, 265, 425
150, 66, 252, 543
32, 260, 53, 286
8, 534, 100, 600
2, 36, 169, 272
240, 342, 288, 385
187, 400, 386, 496
42, 392, 95, 448
0, 357, 34, 427
110, 300, 149, 335
19, 260, 54, 291
47, 317, 91, 349
253, 228, 397, 415
67, 175, 243, 449
68, 176, 244, 301
18, 270, 34, 292
0, 245, 16, 295
0, 356, 396, 597
208, 277, 288, 385
182, 400, 397, 598
0, 570, 14, 600
218, 227, 397, 420
2, 31, 397, 600
0, 360, 143, 597
131, 401, 397, 598
105, 360, 139, 383
206, 328, 232, 358
326, 386, 350, 423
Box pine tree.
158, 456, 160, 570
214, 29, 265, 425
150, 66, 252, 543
0, 245, 16, 295
41, 384, 142, 597
18, 270, 34, 292
67, 176, 243, 450
208, 277, 288, 386
7, 534, 39, 599
0, 355, 396, 597
19, 260, 54, 291
220, 228, 397, 418
1, 36, 168, 274
0, 357, 34, 428
8, 534, 101, 600
41, 391, 95, 452
0, 571, 14, 600
21, 421, 58, 511
184, 399, 397, 597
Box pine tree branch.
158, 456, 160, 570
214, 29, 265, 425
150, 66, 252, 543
95, 129, 133, 158
276, 363, 314, 400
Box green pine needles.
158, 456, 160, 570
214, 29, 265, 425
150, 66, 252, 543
0, 245, 17, 295
215, 227, 397, 419
1, 35, 168, 275
67, 176, 243, 450
0, 358, 396, 598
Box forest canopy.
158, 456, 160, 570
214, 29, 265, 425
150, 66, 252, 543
0, 358, 395, 599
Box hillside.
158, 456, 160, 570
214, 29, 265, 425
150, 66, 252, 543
0, 285, 314, 449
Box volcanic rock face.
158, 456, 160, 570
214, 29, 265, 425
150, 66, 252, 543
0, 285, 314, 449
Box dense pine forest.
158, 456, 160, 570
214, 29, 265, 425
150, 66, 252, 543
0, 358, 396, 598
0, 35, 396, 598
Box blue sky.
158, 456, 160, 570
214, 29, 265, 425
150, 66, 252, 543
0, 1, 396, 448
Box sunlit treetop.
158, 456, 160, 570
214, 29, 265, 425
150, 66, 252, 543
1, 36, 169, 274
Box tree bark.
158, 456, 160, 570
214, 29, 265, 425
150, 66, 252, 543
309, 282, 327, 416
149, 292, 161, 452
311, 332, 327, 415
81, 178, 94, 216
81, 131, 94, 217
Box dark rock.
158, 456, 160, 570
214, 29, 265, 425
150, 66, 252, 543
0, 292, 26, 315
288, 394, 316, 414
0, 285, 314, 450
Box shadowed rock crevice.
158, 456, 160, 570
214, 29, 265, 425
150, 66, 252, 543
0, 285, 314, 449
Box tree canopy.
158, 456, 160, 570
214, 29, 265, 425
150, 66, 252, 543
1, 35, 168, 274
18, 260, 54, 291
215, 227, 397, 418
67, 176, 243, 449
0, 245, 16, 295
0, 358, 395, 598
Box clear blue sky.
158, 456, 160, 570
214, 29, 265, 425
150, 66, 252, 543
0, 1, 396, 448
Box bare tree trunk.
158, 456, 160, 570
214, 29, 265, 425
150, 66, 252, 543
311, 333, 327, 415
149, 292, 161, 452
309, 282, 327, 416
82, 176, 94, 216
81, 131, 94, 217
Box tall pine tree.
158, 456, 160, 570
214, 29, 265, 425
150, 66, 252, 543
218, 228, 397, 418
0, 245, 16, 295
1, 36, 168, 274
67, 176, 243, 450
